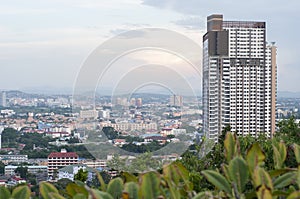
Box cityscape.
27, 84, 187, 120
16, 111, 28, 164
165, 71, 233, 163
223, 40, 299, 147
1, 1, 300, 198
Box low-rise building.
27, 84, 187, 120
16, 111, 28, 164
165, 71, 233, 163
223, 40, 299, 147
0, 155, 28, 164
5, 165, 48, 176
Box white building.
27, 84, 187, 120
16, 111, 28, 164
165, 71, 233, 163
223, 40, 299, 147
5, 165, 48, 176
80, 110, 98, 119
203, 14, 277, 142
58, 164, 94, 182
100, 122, 157, 131
0, 155, 28, 164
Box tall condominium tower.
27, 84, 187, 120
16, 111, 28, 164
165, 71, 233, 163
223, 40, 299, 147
203, 14, 277, 142
0, 91, 6, 107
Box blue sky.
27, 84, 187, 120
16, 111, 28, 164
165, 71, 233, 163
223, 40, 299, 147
0, 0, 299, 93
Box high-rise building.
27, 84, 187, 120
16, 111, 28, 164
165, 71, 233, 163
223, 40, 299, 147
0, 91, 6, 107
203, 14, 277, 142
169, 95, 183, 107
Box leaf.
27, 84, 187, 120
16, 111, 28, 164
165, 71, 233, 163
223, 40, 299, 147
256, 184, 272, 199
273, 141, 287, 169
294, 144, 300, 164
221, 164, 230, 181
138, 172, 160, 199
246, 143, 265, 173
96, 171, 107, 191
287, 191, 300, 199
66, 183, 88, 198
224, 133, 238, 163
48, 192, 66, 199
73, 193, 86, 199
201, 170, 231, 194
253, 167, 273, 191
269, 168, 296, 178
40, 182, 59, 199
124, 182, 139, 199
0, 186, 11, 199
192, 191, 213, 199
122, 172, 138, 183
107, 178, 124, 199
163, 162, 192, 192
274, 172, 298, 189
12, 185, 31, 199
89, 189, 114, 199
228, 157, 249, 193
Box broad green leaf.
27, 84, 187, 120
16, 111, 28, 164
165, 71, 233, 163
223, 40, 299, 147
269, 168, 296, 178
40, 181, 59, 199
89, 189, 113, 199
0, 186, 11, 199
107, 178, 124, 199
73, 193, 86, 199
221, 164, 230, 181
122, 172, 138, 183
256, 184, 272, 199
287, 191, 300, 199
12, 185, 31, 199
228, 157, 249, 193
163, 161, 192, 192
246, 143, 265, 173
253, 167, 273, 191
224, 133, 238, 163
201, 170, 231, 194
48, 192, 66, 199
138, 172, 160, 199
294, 144, 300, 164
273, 141, 287, 169
66, 183, 88, 198
274, 172, 297, 189
124, 182, 139, 199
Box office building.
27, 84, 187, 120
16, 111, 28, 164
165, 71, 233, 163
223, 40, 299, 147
203, 14, 277, 142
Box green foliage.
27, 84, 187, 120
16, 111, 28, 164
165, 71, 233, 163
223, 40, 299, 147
200, 132, 300, 198
11, 185, 31, 199
107, 178, 124, 199
74, 169, 88, 183
0, 186, 11, 199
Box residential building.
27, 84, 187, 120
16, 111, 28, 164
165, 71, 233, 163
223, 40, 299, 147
47, 149, 79, 180
5, 165, 48, 176
203, 14, 277, 142
0, 155, 28, 164
169, 95, 183, 107
58, 164, 94, 182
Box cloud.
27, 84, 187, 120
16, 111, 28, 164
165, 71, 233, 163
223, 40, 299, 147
172, 16, 205, 30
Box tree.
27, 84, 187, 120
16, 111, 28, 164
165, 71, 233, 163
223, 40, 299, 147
74, 168, 88, 183
15, 166, 28, 179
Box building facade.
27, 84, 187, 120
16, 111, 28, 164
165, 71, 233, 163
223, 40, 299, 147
203, 14, 277, 142
47, 149, 78, 180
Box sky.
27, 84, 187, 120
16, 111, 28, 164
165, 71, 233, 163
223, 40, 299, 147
0, 0, 299, 94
